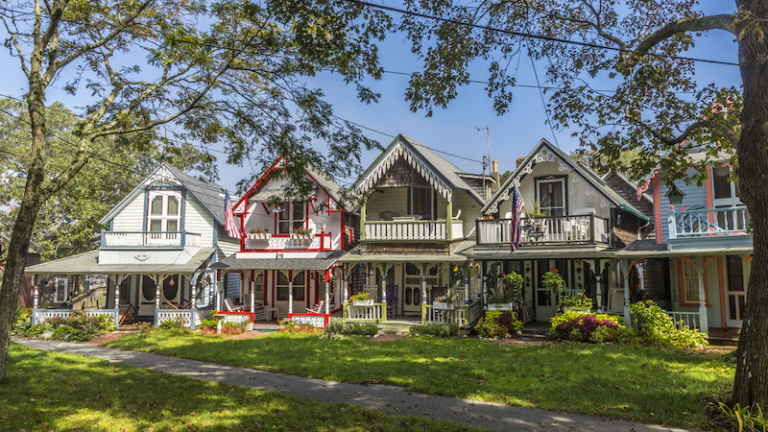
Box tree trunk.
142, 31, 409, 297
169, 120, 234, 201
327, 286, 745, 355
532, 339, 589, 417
731, 0, 768, 407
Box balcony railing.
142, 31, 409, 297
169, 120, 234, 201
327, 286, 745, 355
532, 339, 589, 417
363, 219, 464, 241
669, 206, 750, 239
101, 231, 201, 249
242, 232, 332, 252
476, 215, 609, 246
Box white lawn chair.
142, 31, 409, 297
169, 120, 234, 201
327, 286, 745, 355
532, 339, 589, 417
306, 301, 324, 314
224, 298, 245, 312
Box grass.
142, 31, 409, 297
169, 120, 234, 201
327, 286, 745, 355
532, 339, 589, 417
1, 343, 481, 432
104, 330, 735, 429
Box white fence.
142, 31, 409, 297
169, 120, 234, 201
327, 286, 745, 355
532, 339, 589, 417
477, 215, 609, 245
155, 309, 196, 328
346, 303, 383, 321
667, 311, 701, 329
244, 233, 330, 250
364, 220, 464, 241
33, 308, 118, 327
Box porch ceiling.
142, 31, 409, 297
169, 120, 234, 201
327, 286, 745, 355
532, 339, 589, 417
470, 247, 619, 260
337, 245, 469, 263
24, 247, 216, 275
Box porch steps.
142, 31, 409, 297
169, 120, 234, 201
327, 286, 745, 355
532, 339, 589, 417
521, 321, 551, 337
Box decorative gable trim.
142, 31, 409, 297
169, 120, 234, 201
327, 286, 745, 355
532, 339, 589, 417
356, 139, 453, 201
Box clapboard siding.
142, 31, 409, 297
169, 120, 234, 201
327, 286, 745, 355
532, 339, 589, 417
658, 170, 707, 242
185, 195, 215, 247
111, 193, 145, 232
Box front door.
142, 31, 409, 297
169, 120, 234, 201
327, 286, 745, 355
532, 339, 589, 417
403, 277, 422, 315
534, 260, 558, 321
726, 255, 747, 327
138, 275, 157, 316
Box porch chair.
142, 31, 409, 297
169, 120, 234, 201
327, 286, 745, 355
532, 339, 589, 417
252, 301, 268, 321
224, 298, 245, 312
306, 301, 325, 314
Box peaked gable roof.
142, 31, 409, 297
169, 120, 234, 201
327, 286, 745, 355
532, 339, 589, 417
99, 163, 227, 226
482, 139, 649, 221
233, 155, 344, 213
355, 134, 484, 203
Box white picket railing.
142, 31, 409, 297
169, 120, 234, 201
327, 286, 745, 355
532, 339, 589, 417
364, 220, 464, 241
243, 233, 331, 251
346, 303, 383, 321
102, 231, 201, 248
669, 206, 750, 238
156, 309, 196, 328
667, 311, 701, 330
477, 215, 609, 245
426, 301, 481, 328
33, 308, 118, 327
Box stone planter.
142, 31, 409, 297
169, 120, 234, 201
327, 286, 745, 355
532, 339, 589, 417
433, 302, 454, 310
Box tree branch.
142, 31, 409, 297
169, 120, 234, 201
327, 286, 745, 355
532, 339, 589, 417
635, 14, 736, 55
626, 114, 739, 147
1, 16, 30, 78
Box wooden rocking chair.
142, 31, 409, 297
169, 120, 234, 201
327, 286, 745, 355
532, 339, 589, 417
224, 298, 245, 312
306, 301, 324, 314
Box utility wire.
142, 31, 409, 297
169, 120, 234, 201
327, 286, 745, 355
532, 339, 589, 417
529, 56, 560, 147
342, 0, 739, 67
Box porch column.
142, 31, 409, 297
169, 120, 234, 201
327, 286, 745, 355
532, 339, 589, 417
481, 261, 488, 308
594, 260, 603, 311
250, 277, 255, 313
446, 198, 453, 240
622, 260, 631, 327
154, 274, 161, 310
288, 270, 294, 315
114, 274, 121, 310
33, 275, 39, 309
420, 264, 428, 324
190, 276, 196, 309
377, 263, 389, 323
464, 265, 470, 306
696, 256, 709, 335
342, 266, 349, 319
325, 279, 330, 315
360, 201, 367, 240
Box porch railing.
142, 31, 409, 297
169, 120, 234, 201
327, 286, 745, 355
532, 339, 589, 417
476, 215, 609, 246
669, 206, 750, 239
346, 303, 383, 321
425, 300, 481, 328
155, 308, 197, 329
667, 311, 701, 330
243, 232, 332, 252
364, 219, 464, 241
32, 308, 119, 328
101, 231, 201, 249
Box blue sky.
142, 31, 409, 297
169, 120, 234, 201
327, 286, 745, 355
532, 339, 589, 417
0, 1, 742, 194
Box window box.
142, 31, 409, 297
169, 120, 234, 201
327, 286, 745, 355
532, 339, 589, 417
290, 233, 313, 240
433, 302, 454, 310
247, 233, 271, 240
351, 299, 374, 306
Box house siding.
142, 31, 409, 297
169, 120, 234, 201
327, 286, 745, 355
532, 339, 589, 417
111, 192, 145, 232
185, 195, 215, 246
658, 170, 707, 242
452, 189, 483, 236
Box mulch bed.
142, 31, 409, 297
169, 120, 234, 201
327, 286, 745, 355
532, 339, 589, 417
88, 331, 134, 345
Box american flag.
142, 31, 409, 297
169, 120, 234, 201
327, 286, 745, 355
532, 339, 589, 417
510, 186, 525, 252
224, 192, 242, 239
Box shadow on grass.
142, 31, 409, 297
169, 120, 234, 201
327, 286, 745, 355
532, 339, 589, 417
1, 343, 477, 432
105, 331, 734, 428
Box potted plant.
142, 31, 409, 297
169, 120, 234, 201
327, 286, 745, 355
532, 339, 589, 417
247, 228, 270, 240
290, 228, 313, 240
349, 292, 373, 306
433, 290, 455, 310
488, 272, 524, 311
542, 269, 566, 305
560, 292, 593, 313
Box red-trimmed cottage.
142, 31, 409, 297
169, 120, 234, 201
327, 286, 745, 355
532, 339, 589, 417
211, 156, 358, 321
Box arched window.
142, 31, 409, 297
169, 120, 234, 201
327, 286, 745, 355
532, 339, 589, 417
142, 275, 156, 301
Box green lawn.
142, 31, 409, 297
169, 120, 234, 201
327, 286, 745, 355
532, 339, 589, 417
1, 343, 480, 432
105, 331, 734, 429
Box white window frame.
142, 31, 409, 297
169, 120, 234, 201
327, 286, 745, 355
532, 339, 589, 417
711, 166, 741, 207
54, 277, 69, 303
147, 190, 182, 233
535, 178, 567, 217
276, 201, 306, 234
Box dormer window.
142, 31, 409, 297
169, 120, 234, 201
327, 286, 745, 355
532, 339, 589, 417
148, 191, 182, 232
276, 201, 305, 234
712, 166, 740, 206
535, 177, 566, 217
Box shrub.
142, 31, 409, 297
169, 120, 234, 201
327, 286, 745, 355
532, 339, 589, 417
474, 310, 523, 338
12, 307, 32, 334
716, 402, 768, 432
199, 319, 218, 331
52, 325, 92, 342
560, 293, 593, 309
137, 322, 153, 335
324, 318, 345, 334
341, 322, 379, 336
279, 319, 321, 333
158, 318, 187, 330
221, 320, 247, 335
348, 292, 370, 302
15, 311, 114, 341
630, 300, 708, 349
489, 272, 523, 306
410, 323, 458, 337
552, 314, 621, 343
550, 311, 620, 335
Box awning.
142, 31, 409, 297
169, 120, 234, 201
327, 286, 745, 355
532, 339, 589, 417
25, 247, 216, 275
211, 251, 343, 271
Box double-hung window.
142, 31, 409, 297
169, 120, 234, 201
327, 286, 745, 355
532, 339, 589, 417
536, 178, 566, 216
147, 191, 182, 232
277, 271, 305, 301
409, 187, 434, 219
54, 277, 69, 303
711, 166, 747, 230
276, 201, 306, 234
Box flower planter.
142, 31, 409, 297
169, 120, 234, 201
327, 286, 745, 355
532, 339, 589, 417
247, 233, 271, 240
562, 306, 591, 313
486, 303, 514, 311
351, 299, 374, 306
290, 233, 313, 240
433, 302, 454, 310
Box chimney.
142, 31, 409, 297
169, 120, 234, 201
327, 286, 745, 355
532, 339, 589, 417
491, 160, 500, 190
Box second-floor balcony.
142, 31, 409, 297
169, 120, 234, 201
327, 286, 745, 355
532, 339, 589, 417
476, 214, 610, 246
101, 231, 201, 249
669, 206, 750, 239
363, 219, 465, 241
243, 231, 333, 252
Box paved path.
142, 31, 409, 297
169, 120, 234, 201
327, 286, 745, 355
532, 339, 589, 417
14, 338, 687, 432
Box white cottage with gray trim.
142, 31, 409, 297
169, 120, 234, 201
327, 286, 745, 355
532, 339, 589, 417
25, 164, 240, 328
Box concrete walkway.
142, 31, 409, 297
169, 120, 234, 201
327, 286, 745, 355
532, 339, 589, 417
14, 338, 687, 432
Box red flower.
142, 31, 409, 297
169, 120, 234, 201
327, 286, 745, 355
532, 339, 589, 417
553, 269, 559, 273
583, 294, 587, 298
